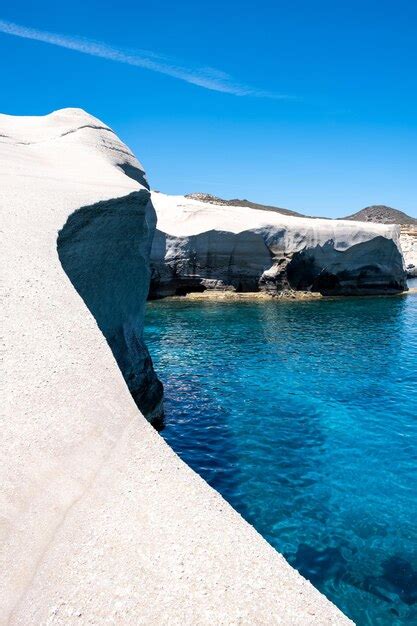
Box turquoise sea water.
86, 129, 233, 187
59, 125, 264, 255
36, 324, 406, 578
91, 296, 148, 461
145, 294, 417, 625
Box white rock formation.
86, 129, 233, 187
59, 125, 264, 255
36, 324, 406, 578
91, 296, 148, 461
1, 109, 351, 624
1, 106, 162, 420
150, 192, 407, 297
400, 229, 417, 277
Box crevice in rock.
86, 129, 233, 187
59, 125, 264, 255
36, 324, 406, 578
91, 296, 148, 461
10, 124, 117, 145
60, 124, 116, 138
117, 162, 149, 189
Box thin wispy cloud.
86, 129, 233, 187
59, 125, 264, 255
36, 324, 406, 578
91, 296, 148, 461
0, 19, 289, 98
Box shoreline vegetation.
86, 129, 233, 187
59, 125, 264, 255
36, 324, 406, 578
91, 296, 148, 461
152, 287, 417, 303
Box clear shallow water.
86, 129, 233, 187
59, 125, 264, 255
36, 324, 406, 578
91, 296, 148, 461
145, 295, 417, 625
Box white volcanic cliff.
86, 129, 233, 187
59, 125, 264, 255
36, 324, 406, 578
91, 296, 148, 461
1, 106, 162, 420
400, 228, 417, 277
1, 109, 351, 624
150, 192, 407, 297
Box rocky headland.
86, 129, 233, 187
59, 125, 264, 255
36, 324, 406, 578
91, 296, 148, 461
150, 192, 408, 299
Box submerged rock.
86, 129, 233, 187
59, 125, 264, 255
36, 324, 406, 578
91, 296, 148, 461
150, 192, 407, 297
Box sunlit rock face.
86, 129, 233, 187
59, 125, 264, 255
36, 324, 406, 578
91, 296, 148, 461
400, 229, 417, 278
0, 107, 162, 421
150, 192, 407, 297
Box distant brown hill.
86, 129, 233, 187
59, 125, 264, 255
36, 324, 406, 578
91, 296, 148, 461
343, 205, 417, 225
185, 193, 306, 218
185, 194, 417, 225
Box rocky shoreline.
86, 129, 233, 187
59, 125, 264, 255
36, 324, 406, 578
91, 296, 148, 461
161, 289, 322, 301
156, 286, 417, 303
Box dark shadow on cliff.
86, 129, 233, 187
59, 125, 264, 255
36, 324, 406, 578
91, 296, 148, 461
149, 228, 274, 298
57, 190, 163, 422
287, 237, 407, 295
149, 230, 407, 298
117, 162, 149, 188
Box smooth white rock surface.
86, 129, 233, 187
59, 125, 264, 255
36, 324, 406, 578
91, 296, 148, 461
1, 109, 352, 624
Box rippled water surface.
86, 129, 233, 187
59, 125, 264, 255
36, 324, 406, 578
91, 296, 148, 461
145, 295, 417, 625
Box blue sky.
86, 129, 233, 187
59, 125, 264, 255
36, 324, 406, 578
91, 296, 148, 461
1, 0, 416, 217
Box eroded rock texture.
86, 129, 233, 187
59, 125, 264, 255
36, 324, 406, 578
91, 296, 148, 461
150, 192, 407, 297
400, 228, 417, 277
